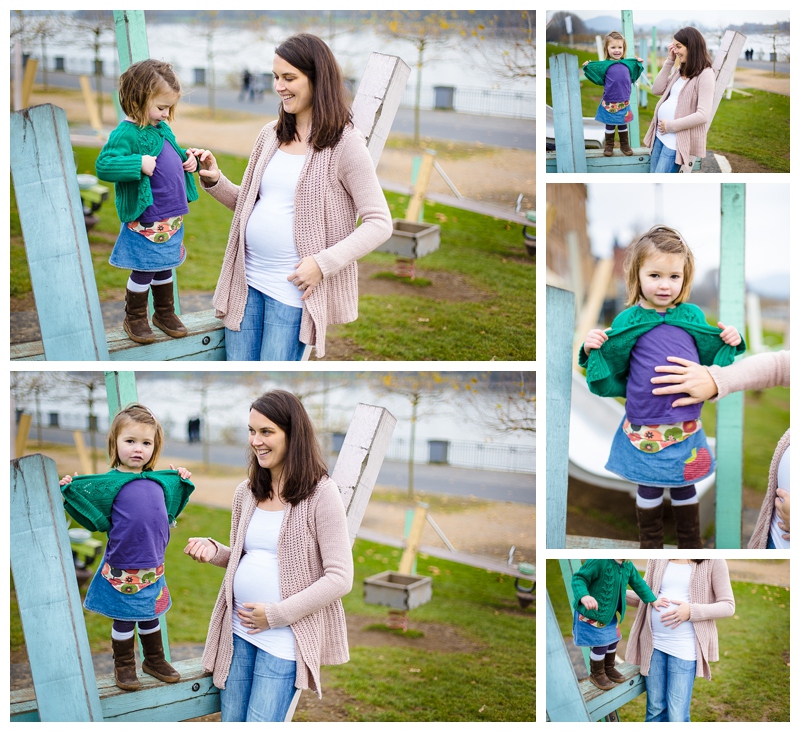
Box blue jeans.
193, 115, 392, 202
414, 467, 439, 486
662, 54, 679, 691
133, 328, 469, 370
225, 286, 306, 361
645, 648, 696, 722
649, 137, 680, 173
220, 634, 297, 722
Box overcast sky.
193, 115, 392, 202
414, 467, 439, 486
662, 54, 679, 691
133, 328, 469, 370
545, 9, 789, 26
584, 182, 789, 285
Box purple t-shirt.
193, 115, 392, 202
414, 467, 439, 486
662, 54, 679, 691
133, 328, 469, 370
105, 478, 169, 568
625, 315, 703, 425
603, 62, 632, 104
136, 123, 189, 223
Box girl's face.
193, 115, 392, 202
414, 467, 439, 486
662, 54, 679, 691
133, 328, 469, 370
273, 54, 313, 123
638, 250, 686, 312
147, 88, 179, 125
607, 39, 625, 60
249, 409, 288, 476
115, 421, 157, 473
672, 39, 687, 65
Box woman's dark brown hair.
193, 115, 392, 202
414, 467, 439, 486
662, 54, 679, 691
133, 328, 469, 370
247, 390, 328, 505
274, 33, 352, 150
673, 27, 712, 79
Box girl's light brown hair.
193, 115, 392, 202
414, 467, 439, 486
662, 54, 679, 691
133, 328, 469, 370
118, 59, 181, 127
107, 403, 163, 471
603, 31, 627, 59
623, 225, 695, 307
274, 33, 352, 150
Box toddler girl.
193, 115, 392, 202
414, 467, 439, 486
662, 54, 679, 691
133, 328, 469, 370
583, 31, 644, 156
96, 59, 199, 344
580, 226, 745, 548
572, 559, 669, 690
60, 403, 195, 691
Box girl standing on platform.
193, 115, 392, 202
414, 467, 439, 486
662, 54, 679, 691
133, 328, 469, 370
580, 226, 745, 548
96, 59, 199, 344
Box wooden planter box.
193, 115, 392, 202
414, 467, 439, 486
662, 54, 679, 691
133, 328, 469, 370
376, 219, 441, 258
363, 571, 432, 611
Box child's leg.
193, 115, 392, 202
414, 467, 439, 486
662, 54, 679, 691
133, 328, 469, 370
111, 619, 140, 690
124, 271, 157, 344
636, 485, 665, 549
150, 269, 188, 338
139, 619, 181, 683
588, 643, 616, 689
604, 124, 616, 156
670, 484, 702, 549
617, 124, 633, 155
600, 640, 625, 683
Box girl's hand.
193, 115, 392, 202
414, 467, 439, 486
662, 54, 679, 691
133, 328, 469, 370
59, 472, 78, 486
182, 155, 198, 173
238, 602, 269, 633
582, 60, 589, 67
141, 155, 157, 177
184, 537, 216, 563
775, 488, 790, 539
651, 357, 718, 406
636, 57, 644, 62
583, 328, 609, 356
169, 464, 192, 480
186, 148, 221, 185
580, 594, 598, 610
652, 596, 671, 611
717, 321, 742, 346
660, 599, 691, 627
288, 256, 323, 300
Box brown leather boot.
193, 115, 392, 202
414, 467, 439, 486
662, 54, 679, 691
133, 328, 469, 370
123, 288, 157, 344
618, 129, 634, 155
111, 636, 140, 691
151, 282, 188, 338
672, 502, 703, 549
140, 629, 181, 683
603, 131, 615, 156
604, 652, 626, 683
637, 503, 664, 549
589, 657, 615, 690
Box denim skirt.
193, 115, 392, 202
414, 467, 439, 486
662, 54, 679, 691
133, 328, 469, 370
83, 556, 172, 621
605, 417, 715, 487
595, 101, 634, 125
109, 222, 186, 271
572, 610, 621, 647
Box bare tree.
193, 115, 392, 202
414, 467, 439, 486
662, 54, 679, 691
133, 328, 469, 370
53, 372, 108, 472
69, 10, 116, 121
458, 372, 536, 435
10, 372, 59, 447
467, 10, 535, 81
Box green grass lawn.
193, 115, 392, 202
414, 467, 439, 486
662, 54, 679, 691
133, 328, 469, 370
545, 44, 790, 172
11, 146, 533, 360
11, 503, 534, 722
546, 560, 789, 722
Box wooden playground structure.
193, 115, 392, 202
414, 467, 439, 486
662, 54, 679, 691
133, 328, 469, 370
546, 11, 746, 173
10, 371, 397, 721
9, 10, 410, 361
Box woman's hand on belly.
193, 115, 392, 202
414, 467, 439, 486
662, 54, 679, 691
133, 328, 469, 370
660, 599, 691, 628
288, 256, 323, 300
238, 601, 269, 633
776, 488, 790, 539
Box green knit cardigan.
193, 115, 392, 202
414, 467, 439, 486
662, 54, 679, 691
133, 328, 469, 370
572, 559, 657, 626
95, 120, 199, 222
583, 58, 645, 86
578, 303, 747, 398
61, 469, 195, 533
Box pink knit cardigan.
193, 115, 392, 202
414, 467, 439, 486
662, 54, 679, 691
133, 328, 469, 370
204, 122, 392, 358
707, 351, 790, 549
625, 559, 735, 680
201, 477, 353, 696
643, 59, 715, 166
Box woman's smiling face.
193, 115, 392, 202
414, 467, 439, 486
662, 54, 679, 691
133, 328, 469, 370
672, 39, 687, 64
249, 409, 288, 476
273, 54, 313, 122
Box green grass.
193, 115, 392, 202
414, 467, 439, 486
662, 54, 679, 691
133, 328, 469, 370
11, 503, 534, 722
545, 44, 790, 172
11, 148, 534, 360
546, 560, 789, 722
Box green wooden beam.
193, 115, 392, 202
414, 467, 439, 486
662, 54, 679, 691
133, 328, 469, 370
113, 10, 150, 72
620, 10, 640, 146
105, 371, 139, 416
715, 184, 746, 548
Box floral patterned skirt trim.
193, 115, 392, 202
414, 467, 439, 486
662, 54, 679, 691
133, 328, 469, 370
101, 562, 165, 593
623, 418, 702, 453
127, 214, 183, 243
605, 416, 715, 488
84, 554, 171, 621
109, 220, 186, 271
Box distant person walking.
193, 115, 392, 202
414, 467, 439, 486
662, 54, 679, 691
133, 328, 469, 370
240, 69, 253, 101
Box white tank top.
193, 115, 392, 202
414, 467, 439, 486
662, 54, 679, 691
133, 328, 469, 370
244, 148, 306, 309
650, 561, 696, 660
655, 75, 688, 150
232, 507, 296, 660
769, 448, 790, 549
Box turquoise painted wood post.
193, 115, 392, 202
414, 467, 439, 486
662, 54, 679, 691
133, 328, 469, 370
113, 10, 149, 72
620, 10, 640, 146
10, 105, 110, 361
715, 184, 746, 548
559, 559, 589, 669
546, 286, 575, 548
650, 27, 658, 78
546, 592, 591, 721
11, 455, 105, 721
549, 53, 588, 173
